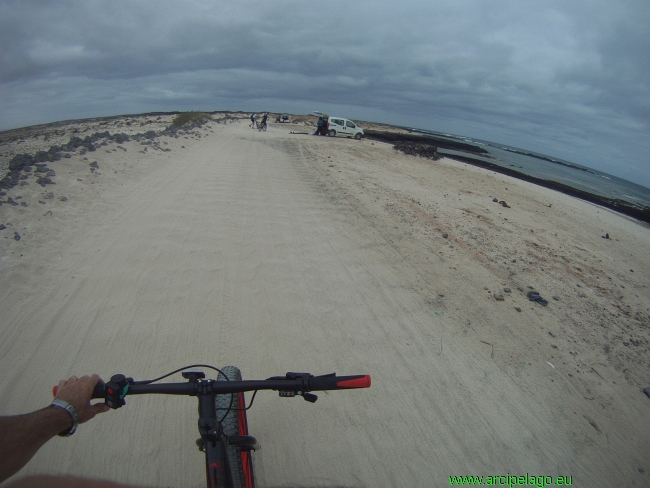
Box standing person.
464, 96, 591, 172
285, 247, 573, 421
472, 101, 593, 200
314, 116, 324, 136
322, 117, 330, 136
260, 113, 268, 131
250, 113, 256, 129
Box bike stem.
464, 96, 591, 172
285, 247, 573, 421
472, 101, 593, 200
194, 378, 233, 487
197, 380, 221, 443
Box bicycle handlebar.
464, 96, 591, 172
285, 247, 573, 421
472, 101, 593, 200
53, 372, 371, 408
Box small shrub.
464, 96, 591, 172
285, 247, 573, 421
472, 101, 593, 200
171, 112, 212, 127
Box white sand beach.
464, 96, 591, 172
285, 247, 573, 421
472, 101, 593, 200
1, 115, 649, 487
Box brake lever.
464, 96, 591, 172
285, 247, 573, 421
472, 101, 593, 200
273, 372, 319, 402
302, 392, 318, 403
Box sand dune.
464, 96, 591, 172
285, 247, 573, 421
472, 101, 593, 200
1, 115, 649, 487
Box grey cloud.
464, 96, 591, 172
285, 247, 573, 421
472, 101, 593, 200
1, 0, 649, 185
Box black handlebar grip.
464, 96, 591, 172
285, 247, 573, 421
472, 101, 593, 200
309, 374, 371, 391
92, 382, 106, 399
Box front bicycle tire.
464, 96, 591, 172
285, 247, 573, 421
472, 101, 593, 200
216, 366, 255, 488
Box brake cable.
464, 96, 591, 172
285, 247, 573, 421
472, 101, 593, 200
133, 364, 259, 422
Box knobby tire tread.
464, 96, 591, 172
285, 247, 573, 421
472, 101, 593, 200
216, 366, 254, 488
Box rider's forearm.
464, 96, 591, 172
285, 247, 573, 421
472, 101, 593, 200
0, 407, 73, 483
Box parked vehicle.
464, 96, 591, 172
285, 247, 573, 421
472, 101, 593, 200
327, 117, 364, 140
275, 114, 291, 123
313, 112, 364, 140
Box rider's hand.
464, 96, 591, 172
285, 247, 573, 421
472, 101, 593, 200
54, 374, 110, 423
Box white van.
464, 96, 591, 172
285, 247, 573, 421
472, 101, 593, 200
327, 117, 364, 139
313, 112, 364, 139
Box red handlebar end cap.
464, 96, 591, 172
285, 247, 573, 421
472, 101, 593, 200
337, 375, 371, 389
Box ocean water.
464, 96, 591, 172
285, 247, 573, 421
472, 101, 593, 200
410, 129, 650, 209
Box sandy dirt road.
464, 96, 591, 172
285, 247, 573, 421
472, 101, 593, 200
1, 120, 649, 487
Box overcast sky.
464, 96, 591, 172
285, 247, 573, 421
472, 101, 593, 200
1, 0, 649, 187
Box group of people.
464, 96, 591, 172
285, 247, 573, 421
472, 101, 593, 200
249, 113, 268, 131
249, 113, 328, 135
314, 116, 329, 136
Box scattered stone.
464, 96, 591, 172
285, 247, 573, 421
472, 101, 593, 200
583, 415, 601, 433
19, 181, 28, 186
438, 293, 444, 297
499, 200, 510, 208
39, 200, 46, 204
90, 161, 99, 168
21, 202, 27, 207
494, 294, 505, 301
442, 233, 448, 238
515, 307, 522, 312
642, 387, 650, 399
46, 170, 56, 177
549, 331, 556, 338
551, 344, 558, 349
0, 224, 5, 230
503, 287, 511, 293
14, 232, 20, 241
36, 177, 54, 187
44, 192, 55, 199
552, 296, 560, 301
492, 198, 498, 202
59, 196, 68, 202
602, 233, 609, 239
7, 197, 19, 206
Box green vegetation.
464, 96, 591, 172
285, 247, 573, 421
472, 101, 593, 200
171, 111, 212, 127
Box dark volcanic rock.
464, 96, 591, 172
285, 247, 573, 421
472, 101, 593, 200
9, 154, 33, 170
364, 129, 489, 155
393, 140, 440, 160
111, 133, 130, 144
37, 177, 55, 187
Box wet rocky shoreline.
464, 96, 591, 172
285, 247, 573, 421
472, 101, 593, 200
364, 130, 650, 225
